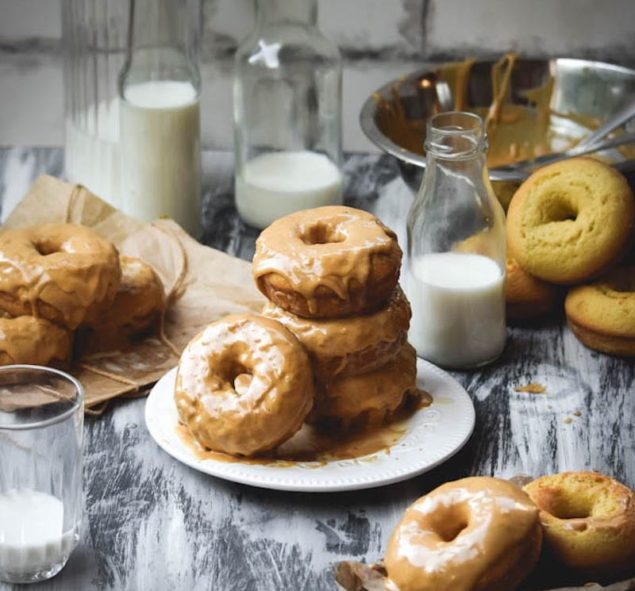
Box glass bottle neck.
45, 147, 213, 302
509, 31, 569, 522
123, 0, 199, 87
128, 0, 191, 55
257, 0, 318, 26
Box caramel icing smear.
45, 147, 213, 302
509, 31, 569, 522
253, 206, 398, 306
262, 286, 410, 360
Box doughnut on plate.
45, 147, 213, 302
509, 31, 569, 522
145, 360, 475, 492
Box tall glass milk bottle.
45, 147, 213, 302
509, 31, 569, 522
407, 112, 507, 369
233, 0, 343, 229
119, 0, 201, 237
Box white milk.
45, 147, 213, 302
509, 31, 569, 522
0, 490, 76, 577
235, 151, 342, 228
65, 97, 121, 207
408, 252, 506, 368
120, 80, 201, 236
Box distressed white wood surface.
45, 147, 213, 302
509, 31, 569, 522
0, 147, 633, 591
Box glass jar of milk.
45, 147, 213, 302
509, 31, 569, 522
407, 112, 507, 369
233, 0, 343, 229
119, 0, 201, 237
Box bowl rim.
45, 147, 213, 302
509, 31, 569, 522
359, 57, 635, 181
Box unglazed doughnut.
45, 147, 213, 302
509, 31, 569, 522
82, 256, 165, 351
253, 206, 402, 318
0, 224, 121, 329
565, 267, 635, 356
385, 476, 542, 591
262, 286, 410, 381
507, 158, 635, 284
311, 343, 417, 428
505, 256, 559, 321
175, 314, 314, 457
0, 316, 71, 366
524, 472, 635, 575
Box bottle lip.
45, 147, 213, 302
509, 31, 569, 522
425, 111, 486, 160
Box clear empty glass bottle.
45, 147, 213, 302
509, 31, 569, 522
119, 0, 201, 236
233, 0, 343, 229
407, 112, 507, 369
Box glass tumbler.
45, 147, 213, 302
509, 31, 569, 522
0, 366, 84, 584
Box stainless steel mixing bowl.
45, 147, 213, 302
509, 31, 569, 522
360, 58, 635, 196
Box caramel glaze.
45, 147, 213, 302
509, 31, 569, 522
0, 316, 71, 366
252, 206, 401, 315
312, 343, 418, 428
81, 256, 165, 352
0, 224, 121, 329
262, 286, 411, 380
174, 314, 314, 457
176, 389, 432, 466
385, 476, 542, 591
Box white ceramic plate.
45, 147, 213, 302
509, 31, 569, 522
145, 359, 475, 492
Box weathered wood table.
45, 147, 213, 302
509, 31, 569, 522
0, 147, 633, 591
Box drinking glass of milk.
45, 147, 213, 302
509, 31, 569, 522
0, 366, 83, 583
407, 111, 507, 369
119, 0, 202, 237
233, 0, 343, 229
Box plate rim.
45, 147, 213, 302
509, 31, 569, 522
144, 359, 475, 492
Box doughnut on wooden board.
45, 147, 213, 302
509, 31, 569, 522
3, 175, 265, 410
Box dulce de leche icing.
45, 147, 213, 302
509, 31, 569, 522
0, 224, 121, 329
385, 477, 542, 591
0, 316, 71, 366
175, 314, 314, 457
263, 286, 411, 380
85, 256, 165, 333
313, 343, 417, 427
252, 206, 401, 316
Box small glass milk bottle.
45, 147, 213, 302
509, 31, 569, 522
119, 0, 201, 237
233, 0, 343, 229
407, 112, 506, 369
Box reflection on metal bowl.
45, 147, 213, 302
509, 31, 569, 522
360, 58, 635, 206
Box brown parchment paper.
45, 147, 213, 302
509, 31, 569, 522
3, 175, 265, 410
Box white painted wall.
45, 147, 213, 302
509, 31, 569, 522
1, 0, 634, 150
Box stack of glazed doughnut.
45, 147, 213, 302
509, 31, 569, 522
175, 206, 418, 457
504, 157, 635, 357
0, 223, 165, 366
255, 205, 415, 430
370, 471, 635, 591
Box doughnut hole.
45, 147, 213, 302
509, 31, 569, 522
541, 193, 579, 224
299, 221, 345, 245
32, 237, 62, 256
425, 501, 470, 542
214, 353, 253, 396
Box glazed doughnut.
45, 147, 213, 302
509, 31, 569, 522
262, 286, 410, 381
0, 223, 121, 329
385, 476, 542, 591
524, 471, 635, 575
507, 158, 635, 284
82, 256, 165, 351
0, 316, 71, 366
505, 256, 559, 321
565, 267, 635, 356
311, 343, 417, 429
253, 206, 402, 318
175, 314, 314, 457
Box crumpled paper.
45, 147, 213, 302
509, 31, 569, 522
3, 175, 265, 410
